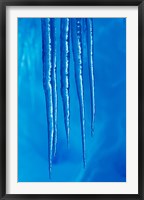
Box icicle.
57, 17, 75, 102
86, 18, 95, 136
41, 18, 54, 178
82, 18, 87, 33
71, 18, 86, 167
51, 18, 58, 156
60, 18, 70, 146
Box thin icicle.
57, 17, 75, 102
51, 18, 58, 156
71, 18, 86, 167
41, 18, 54, 178
60, 18, 70, 146
86, 18, 95, 136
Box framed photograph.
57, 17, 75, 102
0, 0, 144, 199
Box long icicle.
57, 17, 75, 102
71, 18, 86, 167
60, 18, 70, 146
41, 18, 54, 178
51, 18, 58, 156
86, 18, 95, 136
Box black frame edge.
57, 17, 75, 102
1, 194, 143, 200
0, 0, 144, 200
0, 0, 143, 6
0, 0, 6, 200
138, 1, 144, 200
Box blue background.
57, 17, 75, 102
18, 18, 126, 182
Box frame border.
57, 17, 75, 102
0, 0, 144, 199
